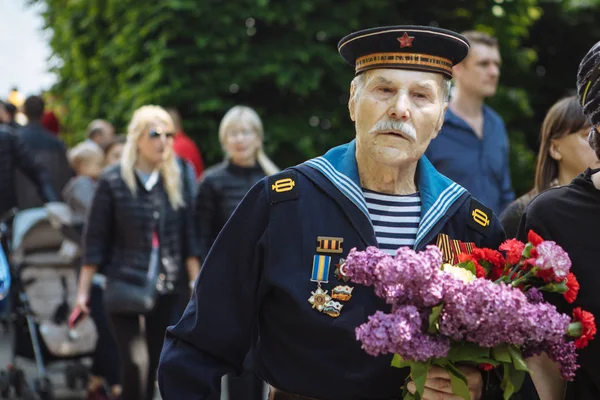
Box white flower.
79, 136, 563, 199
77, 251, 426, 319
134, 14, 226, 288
442, 263, 476, 284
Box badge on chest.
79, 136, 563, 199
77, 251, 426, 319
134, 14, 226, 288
308, 236, 353, 318
436, 233, 475, 264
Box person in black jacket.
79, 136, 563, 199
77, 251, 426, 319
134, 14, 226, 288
518, 40, 600, 400
500, 96, 597, 238
15, 95, 72, 210
0, 125, 58, 255
0, 126, 57, 217
194, 105, 278, 400
76, 105, 201, 400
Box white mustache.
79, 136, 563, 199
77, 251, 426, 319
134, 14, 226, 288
369, 119, 417, 141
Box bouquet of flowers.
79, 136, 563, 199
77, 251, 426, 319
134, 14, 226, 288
342, 230, 596, 400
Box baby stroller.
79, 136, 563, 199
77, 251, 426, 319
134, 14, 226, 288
0, 203, 97, 400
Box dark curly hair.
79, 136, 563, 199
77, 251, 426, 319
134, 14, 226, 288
577, 41, 600, 158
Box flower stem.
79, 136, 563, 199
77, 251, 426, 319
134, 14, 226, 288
512, 271, 534, 287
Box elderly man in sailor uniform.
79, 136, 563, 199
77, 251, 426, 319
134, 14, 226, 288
158, 26, 517, 400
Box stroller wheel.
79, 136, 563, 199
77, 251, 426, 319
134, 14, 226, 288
9, 367, 26, 397
0, 371, 10, 398
34, 377, 53, 400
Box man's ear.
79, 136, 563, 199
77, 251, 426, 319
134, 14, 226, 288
348, 81, 356, 122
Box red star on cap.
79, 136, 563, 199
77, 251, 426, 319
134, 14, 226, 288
397, 32, 415, 48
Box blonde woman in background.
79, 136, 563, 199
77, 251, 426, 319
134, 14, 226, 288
75, 105, 200, 400
194, 105, 278, 400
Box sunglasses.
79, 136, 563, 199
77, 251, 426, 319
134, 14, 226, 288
148, 129, 175, 140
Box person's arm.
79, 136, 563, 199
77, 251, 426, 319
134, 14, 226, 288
11, 132, 58, 202
158, 180, 269, 398
194, 176, 218, 263
526, 353, 566, 400
77, 176, 115, 309
181, 159, 201, 285
57, 141, 75, 194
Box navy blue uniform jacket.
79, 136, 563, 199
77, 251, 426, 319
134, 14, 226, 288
158, 140, 505, 400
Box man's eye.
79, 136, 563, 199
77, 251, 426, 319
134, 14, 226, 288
378, 87, 393, 93
413, 93, 427, 99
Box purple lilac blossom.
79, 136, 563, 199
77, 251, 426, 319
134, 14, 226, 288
525, 287, 544, 304
438, 279, 570, 348
535, 241, 572, 280
355, 306, 450, 361
344, 246, 389, 287
345, 245, 458, 307
523, 341, 579, 381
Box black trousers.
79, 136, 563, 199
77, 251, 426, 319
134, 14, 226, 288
89, 283, 121, 386
108, 294, 176, 400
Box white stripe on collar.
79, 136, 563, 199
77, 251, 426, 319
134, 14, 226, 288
414, 182, 465, 248
305, 157, 370, 218
306, 155, 466, 249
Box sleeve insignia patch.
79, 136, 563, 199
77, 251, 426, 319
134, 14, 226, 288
467, 199, 492, 236
268, 171, 299, 204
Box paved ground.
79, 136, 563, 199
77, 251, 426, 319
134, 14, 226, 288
0, 326, 267, 400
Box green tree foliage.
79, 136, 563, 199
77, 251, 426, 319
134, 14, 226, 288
33, 0, 563, 195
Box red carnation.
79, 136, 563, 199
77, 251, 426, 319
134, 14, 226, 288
475, 264, 486, 278
536, 268, 556, 283
457, 253, 474, 263
527, 230, 544, 246
482, 248, 505, 268
458, 253, 486, 278
572, 307, 596, 349
499, 239, 526, 265
478, 363, 495, 371
564, 273, 580, 304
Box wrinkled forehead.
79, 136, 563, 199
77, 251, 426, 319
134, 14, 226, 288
362, 68, 444, 90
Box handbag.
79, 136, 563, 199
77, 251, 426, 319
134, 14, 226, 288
103, 188, 167, 315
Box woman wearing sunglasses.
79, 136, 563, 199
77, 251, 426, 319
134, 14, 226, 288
75, 105, 200, 400
518, 41, 600, 400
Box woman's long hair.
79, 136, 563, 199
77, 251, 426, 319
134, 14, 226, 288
218, 105, 279, 176
121, 105, 184, 210
534, 96, 591, 194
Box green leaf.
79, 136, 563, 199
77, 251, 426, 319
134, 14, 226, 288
391, 353, 412, 369
428, 304, 444, 334
448, 342, 491, 362
457, 260, 477, 276
492, 344, 512, 364
508, 345, 531, 372
410, 362, 429, 400
447, 363, 471, 400
501, 364, 526, 400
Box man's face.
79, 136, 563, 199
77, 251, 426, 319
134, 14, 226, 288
349, 68, 447, 167
453, 43, 501, 98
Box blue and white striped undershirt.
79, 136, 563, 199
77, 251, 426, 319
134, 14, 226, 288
362, 189, 422, 255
